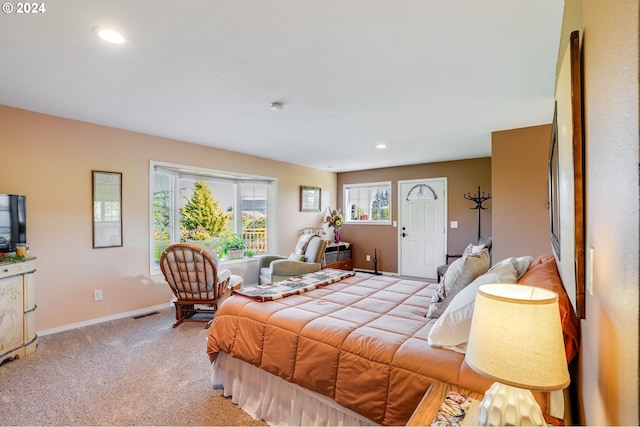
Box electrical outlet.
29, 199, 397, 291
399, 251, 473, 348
366, 255, 371, 262
94, 289, 103, 301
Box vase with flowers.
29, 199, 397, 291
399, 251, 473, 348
325, 209, 343, 243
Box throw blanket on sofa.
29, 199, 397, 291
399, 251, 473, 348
233, 269, 356, 302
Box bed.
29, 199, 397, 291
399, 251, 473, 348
207, 255, 579, 426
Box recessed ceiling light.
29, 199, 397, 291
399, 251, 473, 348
376, 143, 387, 149
93, 27, 125, 44
270, 102, 284, 111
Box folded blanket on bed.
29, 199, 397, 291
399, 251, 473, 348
233, 268, 356, 301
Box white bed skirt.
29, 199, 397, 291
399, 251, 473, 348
211, 352, 379, 426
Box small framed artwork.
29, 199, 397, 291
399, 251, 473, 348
92, 170, 123, 248
300, 186, 321, 212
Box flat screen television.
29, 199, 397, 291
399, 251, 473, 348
0, 194, 27, 254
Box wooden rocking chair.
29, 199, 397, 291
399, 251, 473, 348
160, 243, 242, 328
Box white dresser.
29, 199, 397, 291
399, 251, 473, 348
0, 257, 37, 365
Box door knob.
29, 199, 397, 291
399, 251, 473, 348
402, 232, 407, 237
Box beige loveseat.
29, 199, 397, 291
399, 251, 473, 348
258, 234, 327, 284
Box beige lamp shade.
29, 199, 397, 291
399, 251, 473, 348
465, 284, 570, 391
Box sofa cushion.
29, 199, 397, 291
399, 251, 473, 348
426, 249, 490, 318
260, 267, 272, 283
517, 254, 580, 363
304, 236, 327, 264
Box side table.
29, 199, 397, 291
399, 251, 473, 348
324, 242, 353, 270
407, 381, 482, 426
407, 381, 564, 426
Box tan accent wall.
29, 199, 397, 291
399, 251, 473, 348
563, 0, 639, 425
337, 158, 491, 273
491, 125, 552, 262
0, 105, 336, 332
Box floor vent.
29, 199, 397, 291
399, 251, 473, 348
132, 311, 160, 319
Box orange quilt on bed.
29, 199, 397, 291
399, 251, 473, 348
206, 273, 493, 425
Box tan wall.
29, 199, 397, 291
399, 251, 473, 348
0, 105, 336, 332
563, 0, 639, 425
491, 125, 552, 262
337, 158, 491, 273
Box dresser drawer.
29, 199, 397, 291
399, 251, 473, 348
325, 259, 353, 271
0, 258, 36, 278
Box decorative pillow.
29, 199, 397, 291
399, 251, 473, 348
427, 256, 529, 352
462, 243, 474, 255
512, 255, 534, 278
288, 253, 306, 262
294, 234, 315, 255
462, 243, 485, 256
426, 249, 490, 318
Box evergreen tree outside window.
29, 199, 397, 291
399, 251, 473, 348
180, 181, 229, 241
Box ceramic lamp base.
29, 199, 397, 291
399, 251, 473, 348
478, 382, 545, 426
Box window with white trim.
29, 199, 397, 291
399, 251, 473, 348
150, 161, 276, 274
343, 182, 392, 224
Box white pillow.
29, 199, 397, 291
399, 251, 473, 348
426, 249, 490, 318
427, 256, 531, 353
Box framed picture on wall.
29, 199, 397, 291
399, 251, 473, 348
569, 30, 586, 319
300, 186, 321, 212
92, 170, 123, 248
553, 30, 586, 319
549, 103, 561, 259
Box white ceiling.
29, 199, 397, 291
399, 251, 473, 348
0, 0, 563, 172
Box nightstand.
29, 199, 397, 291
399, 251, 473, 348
407, 381, 482, 426
324, 242, 353, 270
407, 381, 564, 426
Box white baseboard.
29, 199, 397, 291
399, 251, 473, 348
37, 302, 173, 336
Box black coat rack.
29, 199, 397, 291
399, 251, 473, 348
464, 186, 491, 241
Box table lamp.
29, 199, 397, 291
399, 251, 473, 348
465, 284, 570, 426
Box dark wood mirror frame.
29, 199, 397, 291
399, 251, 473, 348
549, 104, 561, 260
570, 30, 586, 319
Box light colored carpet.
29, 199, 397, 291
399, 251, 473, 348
0, 307, 267, 426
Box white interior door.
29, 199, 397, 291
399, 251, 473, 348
399, 179, 446, 279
